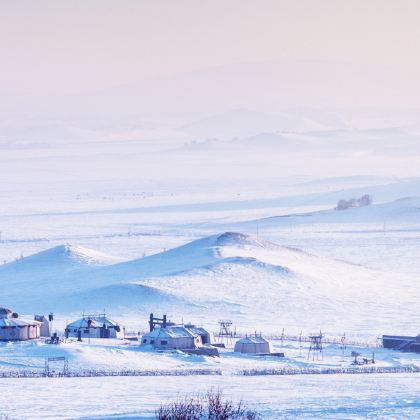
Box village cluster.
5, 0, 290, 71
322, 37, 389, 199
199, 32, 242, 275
0, 307, 281, 357
1, 306, 420, 363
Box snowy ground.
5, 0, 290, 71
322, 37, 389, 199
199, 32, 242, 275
2, 373, 420, 419
3, 338, 419, 374
1, 133, 420, 418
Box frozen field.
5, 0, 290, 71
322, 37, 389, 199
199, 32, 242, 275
2, 373, 420, 419
2, 337, 420, 374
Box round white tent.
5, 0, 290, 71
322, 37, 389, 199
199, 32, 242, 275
234, 336, 273, 354
0, 307, 41, 341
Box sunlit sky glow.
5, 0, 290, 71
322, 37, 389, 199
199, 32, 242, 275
1, 0, 420, 118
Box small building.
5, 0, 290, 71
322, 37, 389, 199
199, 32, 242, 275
65, 314, 123, 339
34, 315, 51, 337
234, 335, 274, 354
142, 314, 219, 356
383, 334, 420, 353
0, 307, 41, 341
141, 326, 202, 350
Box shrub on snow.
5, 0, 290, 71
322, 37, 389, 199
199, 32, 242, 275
155, 390, 260, 419
335, 194, 372, 210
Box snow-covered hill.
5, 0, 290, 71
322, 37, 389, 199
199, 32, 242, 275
227, 197, 420, 230
1, 232, 417, 336
0, 244, 122, 279
180, 108, 346, 139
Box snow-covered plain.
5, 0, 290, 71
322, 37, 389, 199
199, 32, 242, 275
2, 374, 420, 419
1, 129, 420, 418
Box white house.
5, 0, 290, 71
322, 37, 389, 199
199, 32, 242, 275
65, 314, 123, 339
141, 326, 202, 350
0, 307, 41, 341
234, 336, 273, 354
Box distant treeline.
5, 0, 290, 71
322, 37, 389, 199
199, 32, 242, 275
336, 194, 372, 210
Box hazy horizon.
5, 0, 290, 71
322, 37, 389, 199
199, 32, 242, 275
2, 1, 420, 126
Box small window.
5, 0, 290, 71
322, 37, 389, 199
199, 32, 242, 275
74, 329, 78, 332
150, 340, 154, 344
84, 329, 89, 333
142, 339, 147, 343
160, 340, 168, 345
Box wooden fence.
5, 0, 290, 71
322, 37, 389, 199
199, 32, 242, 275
0, 368, 222, 378
240, 366, 420, 376
0, 366, 418, 379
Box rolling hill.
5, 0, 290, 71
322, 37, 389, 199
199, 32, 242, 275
0, 232, 417, 335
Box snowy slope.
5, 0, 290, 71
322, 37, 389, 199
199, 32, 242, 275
180, 108, 345, 139
1, 232, 417, 336
0, 244, 123, 282
0, 244, 125, 308
1, 244, 122, 270
227, 197, 420, 230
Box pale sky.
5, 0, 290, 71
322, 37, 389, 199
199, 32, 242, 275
1, 0, 420, 117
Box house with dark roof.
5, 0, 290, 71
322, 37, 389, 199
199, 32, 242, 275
65, 313, 123, 339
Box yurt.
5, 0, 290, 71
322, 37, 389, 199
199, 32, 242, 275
65, 314, 123, 339
0, 307, 41, 341
234, 335, 273, 354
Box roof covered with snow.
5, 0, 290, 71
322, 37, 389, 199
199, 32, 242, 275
186, 326, 211, 337
67, 315, 119, 329
143, 326, 197, 339
236, 336, 270, 344
0, 317, 41, 327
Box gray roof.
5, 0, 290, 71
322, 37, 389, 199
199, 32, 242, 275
186, 326, 210, 336
236, 336, 270, 344
0, 318, 41, 327
143, 326, 198, 339
67, 316, 119, 329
